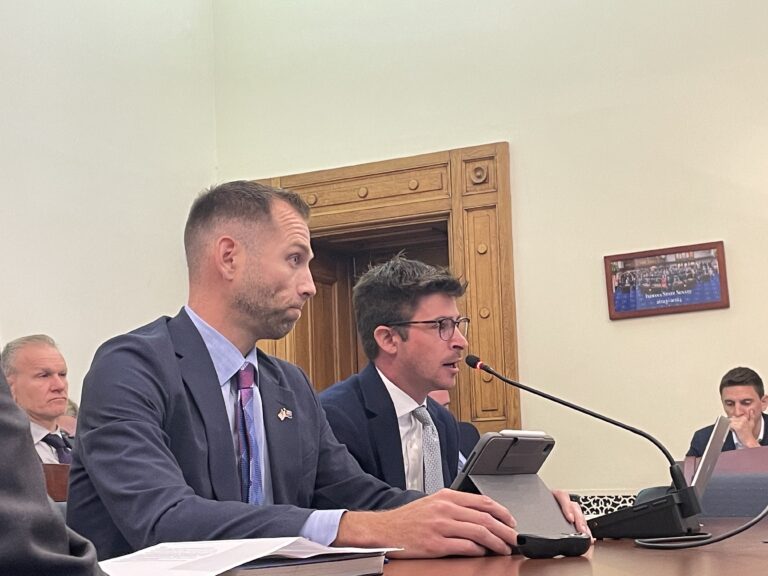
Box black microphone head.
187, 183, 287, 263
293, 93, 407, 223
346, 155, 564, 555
465, 355, 481, 369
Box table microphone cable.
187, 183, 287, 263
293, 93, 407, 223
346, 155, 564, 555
635, 502, 768, 549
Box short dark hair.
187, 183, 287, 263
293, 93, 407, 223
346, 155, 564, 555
719, 366, 764, 397
184, 180, 310, 273
353, 255, 466, 360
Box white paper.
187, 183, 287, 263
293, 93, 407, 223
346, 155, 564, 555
99, 537, 394, 576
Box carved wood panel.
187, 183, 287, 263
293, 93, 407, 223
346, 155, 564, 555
261, 143, 520, 430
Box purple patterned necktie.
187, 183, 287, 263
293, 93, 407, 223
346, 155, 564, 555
42, 433, 73, 464
235, 363, 263, 505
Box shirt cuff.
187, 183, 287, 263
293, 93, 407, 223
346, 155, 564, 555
299, 509, 347, 546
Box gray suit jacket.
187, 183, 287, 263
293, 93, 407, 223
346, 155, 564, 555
0, 369, 103, 575
68, 309, 418, 560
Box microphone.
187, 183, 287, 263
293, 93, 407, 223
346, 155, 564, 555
465, 354, 702, 539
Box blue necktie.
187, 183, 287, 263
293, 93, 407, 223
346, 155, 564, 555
235, 363, 263, 505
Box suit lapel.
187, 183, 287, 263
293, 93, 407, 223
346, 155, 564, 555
359, 363, 407, 489
762, 414, 768, 447
258, 353, 301, 505
168, 309, 240, 501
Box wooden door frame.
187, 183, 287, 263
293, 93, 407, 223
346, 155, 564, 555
260, 142, 520, 432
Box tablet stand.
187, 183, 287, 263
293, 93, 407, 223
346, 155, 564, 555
460, 473, 577, 537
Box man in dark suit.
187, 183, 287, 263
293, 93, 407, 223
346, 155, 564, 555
321, 257, 465, 491
68, 181, 518, 560
687, 366, 768, 457
0, 360, 104, 575
320, 257, 587, 535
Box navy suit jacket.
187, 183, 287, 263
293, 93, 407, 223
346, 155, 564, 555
686, 413, 768, 457
68, 309, 418, 560
319, 362, 460, 490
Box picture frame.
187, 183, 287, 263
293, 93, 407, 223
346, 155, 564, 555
604, 241, 729, 320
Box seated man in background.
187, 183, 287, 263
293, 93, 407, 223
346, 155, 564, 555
687, 366, 768, 457
321, 256, 466, 492
59, 398, 79, 437
428, 389, 451, 409
321, 256, 585, 532
1, 335, 74, 464
0, 359, 104, 575
68, 181, 518, 560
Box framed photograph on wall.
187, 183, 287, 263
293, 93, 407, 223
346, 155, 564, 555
604, 241, 729, 320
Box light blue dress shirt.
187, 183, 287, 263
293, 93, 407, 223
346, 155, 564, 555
185, 306, 344, 545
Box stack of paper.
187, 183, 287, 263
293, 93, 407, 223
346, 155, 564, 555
99, 537, 394, 576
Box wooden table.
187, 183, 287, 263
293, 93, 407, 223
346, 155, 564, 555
384, 519, 768, 575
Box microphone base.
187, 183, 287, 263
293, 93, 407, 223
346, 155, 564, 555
588, 487, 702, 539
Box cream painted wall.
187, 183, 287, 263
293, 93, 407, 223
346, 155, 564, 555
0, 2, 217, 399
1, 1, 766, 494
213, 1, 768, 492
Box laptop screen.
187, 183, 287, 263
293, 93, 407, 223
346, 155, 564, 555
691, 415, 731, 500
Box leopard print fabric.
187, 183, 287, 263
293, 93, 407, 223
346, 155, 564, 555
579, 494, 635, 516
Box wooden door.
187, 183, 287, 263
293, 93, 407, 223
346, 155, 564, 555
260, 142, 521, 431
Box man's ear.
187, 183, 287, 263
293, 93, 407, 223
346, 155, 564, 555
214, 235, 238, 280
373, 325, 400, 356
761, 395, 768, 412
6, 376, 18, 400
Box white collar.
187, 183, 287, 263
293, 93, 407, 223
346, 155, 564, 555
29, 420, 61, 443
376, 366, 425, 419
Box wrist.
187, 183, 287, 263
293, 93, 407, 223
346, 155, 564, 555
334, 510, 382, 548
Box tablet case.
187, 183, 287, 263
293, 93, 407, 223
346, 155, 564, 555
451, 433, 576, 537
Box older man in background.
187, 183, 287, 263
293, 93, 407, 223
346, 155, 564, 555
1, 334, 74, 464
0, 354, 103, 575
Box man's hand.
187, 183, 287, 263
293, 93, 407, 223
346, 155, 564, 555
333, 489, 517, 558
552, 490, 591, 537
729, 408, 761, 448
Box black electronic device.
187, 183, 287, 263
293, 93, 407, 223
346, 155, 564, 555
516, 533, 592, 559
452, 430, 590, 558
464, 355, 705, 540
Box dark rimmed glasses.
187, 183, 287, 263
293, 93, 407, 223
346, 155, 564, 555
385, 317, 470, 341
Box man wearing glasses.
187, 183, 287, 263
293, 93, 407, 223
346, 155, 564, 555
320, 255, 470, 492
320, 256, 589, 536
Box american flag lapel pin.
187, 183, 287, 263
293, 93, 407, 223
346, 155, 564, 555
278, 407, 293, 421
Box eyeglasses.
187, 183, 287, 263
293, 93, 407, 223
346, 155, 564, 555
385, 317, 470, 341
